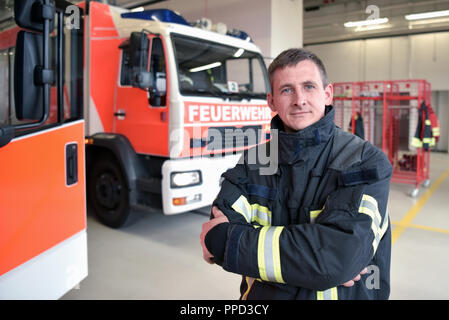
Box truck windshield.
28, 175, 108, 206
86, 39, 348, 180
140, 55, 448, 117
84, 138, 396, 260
171, 33, 269, 100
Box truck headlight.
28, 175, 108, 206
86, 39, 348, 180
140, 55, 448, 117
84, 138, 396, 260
170, 170, 202, 188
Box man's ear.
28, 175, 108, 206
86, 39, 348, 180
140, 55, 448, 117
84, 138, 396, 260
267, 92, 277, 112
324, 83, 334, 105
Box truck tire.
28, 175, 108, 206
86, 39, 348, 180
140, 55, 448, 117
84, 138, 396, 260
88, 156, 130, 228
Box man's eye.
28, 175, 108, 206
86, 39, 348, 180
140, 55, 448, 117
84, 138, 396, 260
281, 88, 293, 94
305, 84, 314, 90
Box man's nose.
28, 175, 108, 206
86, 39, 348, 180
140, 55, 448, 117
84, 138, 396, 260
293, 89, 306, 106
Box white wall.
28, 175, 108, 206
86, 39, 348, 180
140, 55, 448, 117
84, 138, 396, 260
306, 32, 449, 91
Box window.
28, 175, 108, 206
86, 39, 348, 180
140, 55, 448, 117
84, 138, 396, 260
0, 12, 84, 136
0, 48, 11, 125
120, 45, 132, 86
172, 33, 268, 100
149, 37, 166, 107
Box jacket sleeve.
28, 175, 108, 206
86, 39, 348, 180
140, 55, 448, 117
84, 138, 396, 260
219, 147, 393, 291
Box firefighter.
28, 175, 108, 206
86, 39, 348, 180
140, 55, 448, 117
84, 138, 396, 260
200, 48, 393, 300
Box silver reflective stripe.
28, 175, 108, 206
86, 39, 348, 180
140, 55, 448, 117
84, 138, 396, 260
359, 194, 388, 255
317, 287, 338, 300
257, 226, 284, 283
231, 195, 251, 223
231, 195, 272, 226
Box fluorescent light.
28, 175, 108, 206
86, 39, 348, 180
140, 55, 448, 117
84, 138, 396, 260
189, 62, 222, 73
354, 24, 391, 32
344, 18, 389, 28
405, 10, 449, 21
233, 48, 244, 58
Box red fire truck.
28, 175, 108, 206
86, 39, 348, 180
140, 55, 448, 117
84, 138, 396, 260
1, 0, 271, 232
80, 2, 272, 227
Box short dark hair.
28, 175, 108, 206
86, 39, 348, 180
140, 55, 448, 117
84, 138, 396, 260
268, 48, 328, 92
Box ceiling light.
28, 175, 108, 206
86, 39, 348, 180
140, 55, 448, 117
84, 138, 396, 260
405, 10, 449, 21
189, 62, 222, 73
344, 18, 389, 28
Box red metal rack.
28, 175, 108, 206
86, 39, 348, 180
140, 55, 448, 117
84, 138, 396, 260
333, 79, 432, 197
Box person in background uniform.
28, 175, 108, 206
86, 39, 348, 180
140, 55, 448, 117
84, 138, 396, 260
200, 48, 393, 300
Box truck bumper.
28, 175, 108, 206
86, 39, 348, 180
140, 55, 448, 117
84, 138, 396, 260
161, 153, 242, 214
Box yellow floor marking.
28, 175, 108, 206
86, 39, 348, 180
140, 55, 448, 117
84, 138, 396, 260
392, 221, 449, 235
391, 167, 449, 245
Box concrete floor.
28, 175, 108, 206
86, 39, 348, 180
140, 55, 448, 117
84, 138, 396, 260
62, 152, 449, 300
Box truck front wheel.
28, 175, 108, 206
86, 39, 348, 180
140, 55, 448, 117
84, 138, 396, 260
88, 156, 130, 228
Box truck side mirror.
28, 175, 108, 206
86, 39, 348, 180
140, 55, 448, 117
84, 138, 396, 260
129, 31, 152, 90
13, 0, 53, 121
14, 0, 55, 33
14, 31, 47, 120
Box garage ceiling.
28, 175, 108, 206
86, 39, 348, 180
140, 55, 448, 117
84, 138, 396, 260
304, 0, 449, 45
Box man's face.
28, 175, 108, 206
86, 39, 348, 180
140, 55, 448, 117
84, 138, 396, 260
267, 60, 333, 132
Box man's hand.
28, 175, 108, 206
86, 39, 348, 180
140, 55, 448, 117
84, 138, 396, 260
200, 206, 229, 264
342, 268, 368, 287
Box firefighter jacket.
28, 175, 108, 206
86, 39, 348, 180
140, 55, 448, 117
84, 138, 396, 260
205, 106, 393, 300
428, 104, 440, 143
412, 101, 435, 151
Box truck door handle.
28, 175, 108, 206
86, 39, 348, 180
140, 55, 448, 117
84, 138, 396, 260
114, 109, 126, 119
66, 143, 78, 186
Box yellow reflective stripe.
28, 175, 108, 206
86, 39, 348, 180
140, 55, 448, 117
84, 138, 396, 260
231, 195, 272, 225
317, 287, 338, 300
359, 194, 388, 254
231, 195, 251, 223
411, 137, 423, 147
310, 205, 325, 223
272, 227, 284, 283
257, 226, 285, 283
258, 227, 269, 281
432, 127, 440, 136
251, 204, 272, 226
425, 119, 431, 125
241, 277, 255, 300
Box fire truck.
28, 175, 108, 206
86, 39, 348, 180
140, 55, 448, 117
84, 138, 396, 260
2, 0, 271, 231
0, 0, 87, 298
80, 2, 272, 227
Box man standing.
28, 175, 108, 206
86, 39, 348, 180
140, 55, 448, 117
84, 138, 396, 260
200, 48, 392, 300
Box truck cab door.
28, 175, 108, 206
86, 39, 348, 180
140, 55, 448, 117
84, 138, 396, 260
114, 35, 169, 157
0, 0, 87, 299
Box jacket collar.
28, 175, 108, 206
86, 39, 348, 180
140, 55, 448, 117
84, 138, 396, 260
271, 105, 335, 165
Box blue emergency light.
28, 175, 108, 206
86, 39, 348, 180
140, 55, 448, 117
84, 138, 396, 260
121, 9, 253, 42
121, 9, 190, 26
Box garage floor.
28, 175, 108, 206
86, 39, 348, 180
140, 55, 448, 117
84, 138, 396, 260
62, 152, 449, 300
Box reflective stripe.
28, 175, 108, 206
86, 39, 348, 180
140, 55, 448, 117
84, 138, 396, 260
411, 137, 423, 147
310, 206, 325, 223
425, 119, 431, 125
241, 277, 255, 300
359, 194, 388, 254
232, 195, 251, 222
257, 226, 285, 283
317, 287, 338, 300
251, 204, 272, 226
231, 195, 272, 226
432, 127, 440, 136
